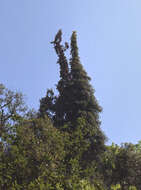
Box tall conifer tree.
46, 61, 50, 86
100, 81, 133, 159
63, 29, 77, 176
51, 30, 70, 126
39, 30, 69, 125
39, 31, 106, 173
64, 32, 106, 169
64, 31, 102, 125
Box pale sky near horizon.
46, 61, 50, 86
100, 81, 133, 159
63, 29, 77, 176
0, 0, 141, 145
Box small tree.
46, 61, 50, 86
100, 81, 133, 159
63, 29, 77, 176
0, 117, 65, 189
0, 84, 27, 144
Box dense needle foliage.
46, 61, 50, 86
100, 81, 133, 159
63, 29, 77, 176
0, 31, 141, 190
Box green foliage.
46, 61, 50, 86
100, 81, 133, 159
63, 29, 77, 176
1, 32, 141, 189
101, 142, 141, 189
111, 184, 121, 190
39, 30, 106, 180
0, 83, 27, 142
0, 116, 65, 189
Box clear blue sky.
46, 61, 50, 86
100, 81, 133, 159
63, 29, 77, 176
0, 0, 141, 145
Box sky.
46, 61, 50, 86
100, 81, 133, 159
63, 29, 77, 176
0, 0, 141, 145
